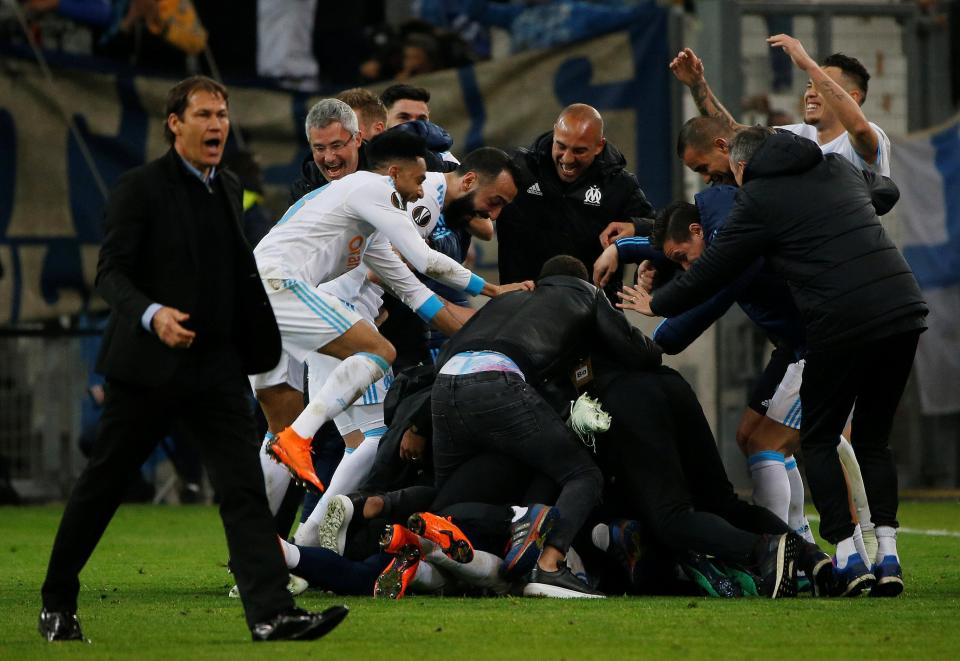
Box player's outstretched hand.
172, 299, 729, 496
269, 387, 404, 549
497, 280, 535, 295
669, 47, 705, 87
617, 284, 654, 316
593, 244, 620, 289
766, 34, 816, 71
636, 259, 656, 293
152, 306, 196, 349
599, 221, 634, 248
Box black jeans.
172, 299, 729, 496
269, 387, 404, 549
432, 371, 603, 554
41, 366, 293, 628
800, 329, 920, 543
596, 367, 790, 566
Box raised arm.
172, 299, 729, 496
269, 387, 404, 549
669, 47, 749, 132
767, 34, 879, 164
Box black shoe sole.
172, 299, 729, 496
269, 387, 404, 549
870, 576, 904, 597
842, 572, 876, 597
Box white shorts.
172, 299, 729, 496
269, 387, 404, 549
765, 359, 854, 430
250, 278, 363, 390
305, 352, 390, 437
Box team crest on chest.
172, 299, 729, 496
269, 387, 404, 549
583, 186, 602, 206
411, 205, 432, 227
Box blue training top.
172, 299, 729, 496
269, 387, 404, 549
615, 185, 807, 356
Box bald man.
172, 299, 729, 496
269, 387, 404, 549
497, 104, 654, 302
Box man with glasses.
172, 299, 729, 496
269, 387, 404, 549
289, 99, 368, 205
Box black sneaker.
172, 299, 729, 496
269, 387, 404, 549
797, 541, 836, 597
523, 561, 606, 599
755, 533, 802, 599
38, 609, 84, 642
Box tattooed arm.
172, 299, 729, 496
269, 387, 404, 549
766, 34, 879, 163
669, 47, 749, 132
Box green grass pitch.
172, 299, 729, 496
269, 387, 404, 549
2, 501, 958, 659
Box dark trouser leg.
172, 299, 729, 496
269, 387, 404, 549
800, 350, 863, 544
430, 453, 536, 511
182, 375, 293, 628
432, 372, 602, 554
658, 369, 791, 536
597, 370, 766, 566
847, 331, 919, 530
41, 381, 167, 612
294, 548, 389, 595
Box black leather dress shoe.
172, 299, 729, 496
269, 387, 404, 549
251, 605, 349, 642
38, 608, 85, 642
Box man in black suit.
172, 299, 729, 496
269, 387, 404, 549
38, 76, 347, 642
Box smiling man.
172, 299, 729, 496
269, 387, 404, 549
497, 103, 655, 302
670, 37, 889, 176
289, 99, 366, 205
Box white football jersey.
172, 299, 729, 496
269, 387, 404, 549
253, 171, 480, 296
776, 122, 890, 177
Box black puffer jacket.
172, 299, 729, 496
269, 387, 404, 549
437, 275, 661, 401
497, 132, 654, 301
287, 144, 371, 207
651, 132, 927, 350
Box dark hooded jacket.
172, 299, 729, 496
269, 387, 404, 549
437, 275, 662, 410
651, 132, 927, 350
497, 131, 654, 301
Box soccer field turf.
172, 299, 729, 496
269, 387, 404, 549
2, 502, 958, 659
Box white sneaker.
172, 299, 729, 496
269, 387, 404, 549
229, 573, 309, 598
568, 393, 612, 451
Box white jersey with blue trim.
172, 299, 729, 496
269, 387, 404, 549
776, 122, 891, 177
253, 170, 480, 294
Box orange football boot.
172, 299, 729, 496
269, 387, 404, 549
380, 524, 422, 555
407, 512, 474, 563
374, 544, 420, 599
266, 427, 325, 494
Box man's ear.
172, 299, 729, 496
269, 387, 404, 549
715, 137, 729, 153
167, 113, 181, 137
460, 171, 477, 192
387, 163, 400, 180
689, 223, 704, 238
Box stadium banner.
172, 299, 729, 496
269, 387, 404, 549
891, 113, 960, 415
0, 6, 670, 326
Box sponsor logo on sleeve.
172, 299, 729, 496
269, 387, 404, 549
390, 191, 404, 210
411, 205, 432, 227
526, 182, 542, 196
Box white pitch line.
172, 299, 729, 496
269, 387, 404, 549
806, 515, 960, 538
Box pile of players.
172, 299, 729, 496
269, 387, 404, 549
251, 32, 922, 603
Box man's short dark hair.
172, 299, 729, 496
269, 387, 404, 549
164, 76, 228, 145
456, 147, 521, 186
538, 255, 589, 282
676, 116, 733, 159
365, 130, 428, 170
729, 125, 775, 167
380, 83, 431, 109
652, 202, 701, 250
822, 53, 870, 103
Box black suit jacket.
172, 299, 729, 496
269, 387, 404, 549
95, 149, 281, 386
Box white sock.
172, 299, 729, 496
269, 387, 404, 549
424, 546, 510, 593
835, 536, 858, 568
784, 457, 814, 543
852, 523, 870, 568
409, 560, 447, 592
511, 506, 528, 523
290, 352, 388, 439
749, 451, 790, 523
278, 538, 300, 569
259, 432, 291, 515
876, 526, 899, 562
296, 435, 382, 545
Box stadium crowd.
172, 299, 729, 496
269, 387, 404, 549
35, 26, 925, 644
